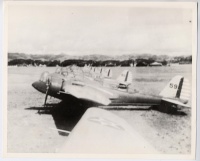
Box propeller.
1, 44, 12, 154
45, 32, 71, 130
44, 77, 51, 107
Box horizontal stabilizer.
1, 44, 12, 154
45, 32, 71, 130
162, 98, 190, 108
102, 68, 112, 78
117, 70, 132, 85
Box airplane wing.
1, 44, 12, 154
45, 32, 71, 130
62, 81, 115, 105
59, 108, 158, 154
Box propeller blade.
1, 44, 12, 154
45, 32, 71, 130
44, 78, 50, 106
44, 88, 49, 106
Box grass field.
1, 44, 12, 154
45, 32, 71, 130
7, 65, 192, 154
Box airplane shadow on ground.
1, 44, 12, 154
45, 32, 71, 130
150, 105, 188, 116
26, 97, 95, 136
26, 99, 188, 137
105, 107, 152, 111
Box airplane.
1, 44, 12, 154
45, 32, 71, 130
32, 65, 191, 113
82, 64, 113, 80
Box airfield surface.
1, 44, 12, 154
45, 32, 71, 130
7, 66, 192, 154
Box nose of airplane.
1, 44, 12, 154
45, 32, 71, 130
32, 81, 47, 94
32, 81, 38, 89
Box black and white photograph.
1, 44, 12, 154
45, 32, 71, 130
3, 1, 197, 159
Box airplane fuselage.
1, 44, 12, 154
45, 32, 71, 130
32, 72, 162, 106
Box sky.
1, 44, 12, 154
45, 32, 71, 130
6, 2, 194, 56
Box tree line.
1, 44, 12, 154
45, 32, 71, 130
8, 56, 192, 67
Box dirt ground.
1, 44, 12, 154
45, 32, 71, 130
7, 67, 191, 154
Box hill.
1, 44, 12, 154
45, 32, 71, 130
8, 52, 192, 67
8, 52, 172, 61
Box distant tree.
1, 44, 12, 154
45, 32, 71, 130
148, 58, 155, 64
161, 60, 168, 66
136, 61, 148, 67
136, 59, 150, 66
8, 59, 34, 66
120, 59, 134, 66
102, 60, 120, 66
61, 59, 86, 67
34, 60, 44, 65
47, 60, 60, 67
185, 56, 192, 62
151, 55, 157, 61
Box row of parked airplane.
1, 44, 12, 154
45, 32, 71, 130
33, 65, 190, 112
32, 65, 191, 153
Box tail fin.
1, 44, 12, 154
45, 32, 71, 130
92, 67, 103, 79
94, 67, 102, 74
102, 70, 132, 92
159, 75, 190, 104
117, 70, 133, 85
102, 68, 112, 78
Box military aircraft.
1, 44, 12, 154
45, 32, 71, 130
32, 65, 191, 113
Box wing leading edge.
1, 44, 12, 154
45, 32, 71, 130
62, 82, 113, 105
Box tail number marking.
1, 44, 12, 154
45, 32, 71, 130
169, 83, 178, 89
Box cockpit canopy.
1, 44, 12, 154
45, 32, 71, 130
55, 67, 62, 74
58, 66, 84, 81
40, 71, 50, 83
